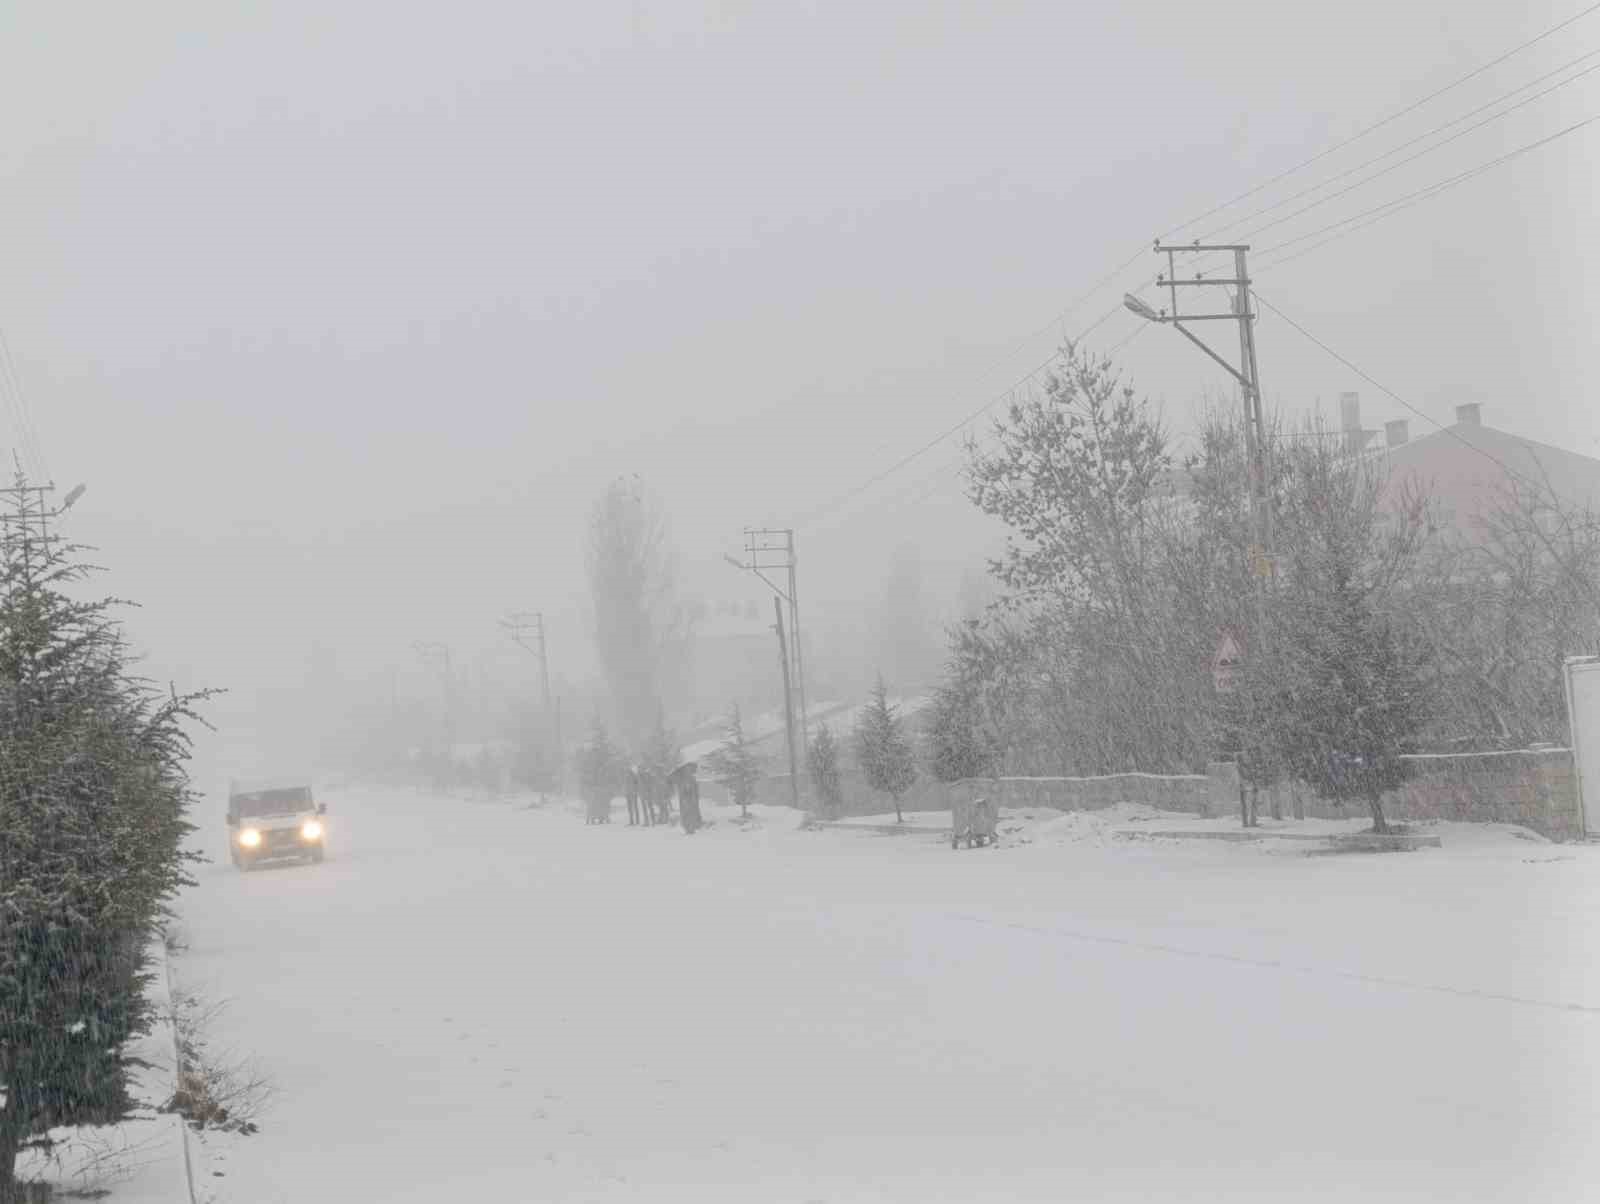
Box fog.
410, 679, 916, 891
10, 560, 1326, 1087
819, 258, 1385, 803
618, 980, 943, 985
13, 5, 1600, 1200
2, 0, 1593, 773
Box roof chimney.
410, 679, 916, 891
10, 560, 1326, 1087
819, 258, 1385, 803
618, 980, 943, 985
1455, 402, 1482, 426
1385, 418, 1409, 448
1339, 391, 1361, 433
1338, 391, 1365, 454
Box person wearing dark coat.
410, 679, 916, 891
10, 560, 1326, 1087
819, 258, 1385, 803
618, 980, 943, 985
676, 763, 703, 834
624, 767, 642, 826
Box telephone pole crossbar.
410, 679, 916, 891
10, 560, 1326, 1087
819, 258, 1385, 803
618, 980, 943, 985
1126, 242, 1274, 827
501, 611, 562, 797
726, 527, 810, 771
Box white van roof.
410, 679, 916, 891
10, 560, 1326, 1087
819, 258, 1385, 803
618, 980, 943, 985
229, 777, 314, 796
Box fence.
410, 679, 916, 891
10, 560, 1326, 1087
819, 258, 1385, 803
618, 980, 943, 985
759, 747, 1585, 842
1288, 747, 1584, 842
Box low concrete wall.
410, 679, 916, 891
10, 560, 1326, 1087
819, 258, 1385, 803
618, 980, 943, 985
1283, 748, 1584, 843
771, 747, 1587, 841
805, 770, 1214, 820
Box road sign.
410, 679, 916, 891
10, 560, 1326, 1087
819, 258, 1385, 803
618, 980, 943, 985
1212, 631, 1243, 694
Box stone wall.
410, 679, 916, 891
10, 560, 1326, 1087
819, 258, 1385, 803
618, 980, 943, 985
788, 769, 1213, 819
1286, 748, 1584, 843
758, 747, 1587, 840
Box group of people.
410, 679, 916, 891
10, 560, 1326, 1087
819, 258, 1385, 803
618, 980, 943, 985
585, 761, 703, 834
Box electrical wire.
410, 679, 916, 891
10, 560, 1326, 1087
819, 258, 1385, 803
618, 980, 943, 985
1255, 291, 1557, 495
0, 327, 46, 485
1205, 53, 1600, 244
1255, 288, 1600, 609
788, 6, 1600, 537
792, 300, 1125, 531
1254, 112, 1599, 267
1163, 0, 1600, 239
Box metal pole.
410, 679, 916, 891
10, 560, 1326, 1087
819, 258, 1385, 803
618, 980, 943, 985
554, 694, 565, 797
787, 529, 809, 753
1235, 247, 1272, 573
773, 597, 801, 810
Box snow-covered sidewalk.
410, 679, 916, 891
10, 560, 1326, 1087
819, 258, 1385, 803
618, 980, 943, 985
16, 937, 197, 1203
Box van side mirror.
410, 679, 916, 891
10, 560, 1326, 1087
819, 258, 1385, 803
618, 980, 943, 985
317, 802, 327, 815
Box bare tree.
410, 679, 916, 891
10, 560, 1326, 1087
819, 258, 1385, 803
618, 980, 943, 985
585, 476, 692, 749
1414, 469, 1600, 746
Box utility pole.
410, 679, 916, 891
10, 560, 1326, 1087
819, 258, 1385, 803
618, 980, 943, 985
725, 527, 809, 758
772, 597, 801, 811
502, 611, 561, 798
1125, 242, 1272, 826
0, 475, 84, 561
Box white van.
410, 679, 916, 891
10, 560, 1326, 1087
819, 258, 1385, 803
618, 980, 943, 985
225, 778, 328, 869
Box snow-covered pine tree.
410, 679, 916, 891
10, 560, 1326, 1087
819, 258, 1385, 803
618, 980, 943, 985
1270, 578, 1430, 834
854, 676, 917, 823
925, 673, 994, 783
806, 723, 844, 819
1263, 430, 1434, 834
703, 704, 764, 818
0, 479, 207, 1201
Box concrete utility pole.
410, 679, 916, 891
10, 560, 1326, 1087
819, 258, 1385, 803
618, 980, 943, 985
772, 597, 802, 810
1127, 242, 1272, 584
501, 611, 562, 797
725, 527, 809, 758
0, 475, 85, 556
1126, 241, 1272, 826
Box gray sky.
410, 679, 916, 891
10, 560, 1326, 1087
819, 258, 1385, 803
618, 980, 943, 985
2, 1, 1594, 749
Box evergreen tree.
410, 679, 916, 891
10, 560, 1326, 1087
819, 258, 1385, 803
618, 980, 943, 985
854, 676, 917, 823
1263, 430, 1434, 834
925, 672, 994, 783
807, 723, 845, 819
0, 482, 207, 1201
1270, 578, 1429, 833
703, 705, 764, 818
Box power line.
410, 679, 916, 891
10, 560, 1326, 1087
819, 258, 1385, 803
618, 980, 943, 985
1255, 291, 1546, 492
792, 300, 1124, 531
1253, 112, 1599, 267
786, 8, 1600, 537
0, 328, 45, 484
1163, 0, 1600, 239
1205, 51, 1600, 243
1255, 289, 1600, 609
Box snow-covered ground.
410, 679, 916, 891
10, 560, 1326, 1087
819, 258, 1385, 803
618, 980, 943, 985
168, 788, 1600, 1202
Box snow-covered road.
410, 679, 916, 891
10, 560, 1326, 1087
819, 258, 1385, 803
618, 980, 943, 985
176, 788, 1600, 1202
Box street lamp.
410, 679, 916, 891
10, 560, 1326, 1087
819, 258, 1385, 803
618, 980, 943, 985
1123, 293, 1163, 324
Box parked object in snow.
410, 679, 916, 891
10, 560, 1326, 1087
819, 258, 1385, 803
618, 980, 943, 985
951, 794, 997, 849
226, 778, 328, 869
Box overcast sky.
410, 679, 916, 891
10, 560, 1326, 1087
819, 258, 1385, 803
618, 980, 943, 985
2, 1, 1594, 756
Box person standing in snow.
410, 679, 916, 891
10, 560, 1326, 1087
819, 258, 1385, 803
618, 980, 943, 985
676, 763, 703, 834
624, 766, 642, 826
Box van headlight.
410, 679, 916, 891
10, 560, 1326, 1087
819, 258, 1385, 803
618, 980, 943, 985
300, 819, 324, 841
238, 827, 262, 848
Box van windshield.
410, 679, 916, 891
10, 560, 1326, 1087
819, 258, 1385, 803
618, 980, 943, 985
233, 787, 312, 817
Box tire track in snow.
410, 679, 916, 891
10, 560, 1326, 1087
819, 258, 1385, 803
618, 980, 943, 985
947, 913, 1600, 1016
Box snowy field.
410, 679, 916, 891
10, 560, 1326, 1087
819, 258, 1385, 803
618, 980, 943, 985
160, 787, 1600, 1203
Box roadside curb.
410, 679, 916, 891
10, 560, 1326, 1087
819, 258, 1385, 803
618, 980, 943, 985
1121, 827, 1443, 851
816, 821, 947, 837
152, 935, 202, 1204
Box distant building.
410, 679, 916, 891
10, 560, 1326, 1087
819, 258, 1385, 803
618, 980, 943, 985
1376, 401, 1600, 539
1159, 392, 1600, 539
